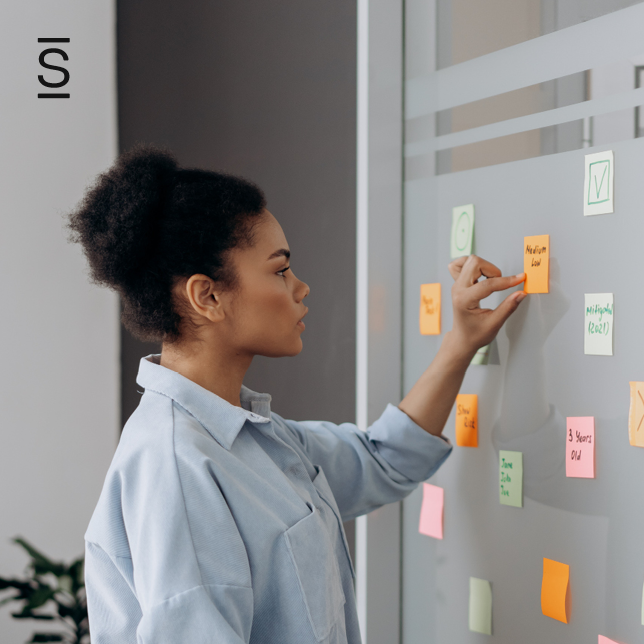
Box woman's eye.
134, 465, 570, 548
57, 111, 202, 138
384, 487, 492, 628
277, 266, 291, 277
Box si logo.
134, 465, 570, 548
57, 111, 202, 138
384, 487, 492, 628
38, 38, 70, 98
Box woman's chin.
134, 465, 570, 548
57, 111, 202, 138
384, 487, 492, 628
258, 339, 303, 358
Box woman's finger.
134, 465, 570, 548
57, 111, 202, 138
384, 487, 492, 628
457, 255, 502, 286
448, 256, 468, 281
487, 289, 527, 329
466, 273, 526, 303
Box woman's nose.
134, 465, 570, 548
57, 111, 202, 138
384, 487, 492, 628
296, 277, 310, 302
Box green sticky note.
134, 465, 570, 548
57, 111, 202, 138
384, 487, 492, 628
450, 204, 475, 258
469, 577, 492, 635
499, 450, 523, 507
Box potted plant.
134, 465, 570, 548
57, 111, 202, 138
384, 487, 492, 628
0, 537, 89, 643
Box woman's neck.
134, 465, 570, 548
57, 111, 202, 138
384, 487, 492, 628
159, 340, 253, 408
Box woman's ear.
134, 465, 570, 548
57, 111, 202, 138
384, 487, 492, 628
185, 274, 226, 323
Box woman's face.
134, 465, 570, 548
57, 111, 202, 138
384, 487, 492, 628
223, 210, 310, 358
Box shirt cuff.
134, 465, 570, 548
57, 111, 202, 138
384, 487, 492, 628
368, 403, 453, 482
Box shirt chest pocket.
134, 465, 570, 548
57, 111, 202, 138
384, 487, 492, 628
284, 504, 346, 642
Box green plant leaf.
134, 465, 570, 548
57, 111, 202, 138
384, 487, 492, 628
66, 559, 84, 591
25, 586, 56, 611
11, 612, 54, 620
13, 538, 66, 577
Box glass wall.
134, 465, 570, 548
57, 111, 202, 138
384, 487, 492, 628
402, 2, 644, 642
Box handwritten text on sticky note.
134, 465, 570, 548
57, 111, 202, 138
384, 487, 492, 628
566, 417, 595, 478
469, 577, 492, 635
541, 558, 569, 623
456, 394, 478, 447
629, 382, 644, 447
499, 450, 523, 507
418, 483, 444, 539
419, 283, 441, 335
524, 234, 550, 294
585, 293, 614, 356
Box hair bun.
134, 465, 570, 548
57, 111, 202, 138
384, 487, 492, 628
68, 143, 178, 290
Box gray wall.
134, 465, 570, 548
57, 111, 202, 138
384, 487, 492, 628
117, 0, 357, 426
117, 0, 357, 555
0, 2, 119, 641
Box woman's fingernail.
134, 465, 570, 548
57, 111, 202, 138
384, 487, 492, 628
515, 272, 526, 280
515, 291, 527, 302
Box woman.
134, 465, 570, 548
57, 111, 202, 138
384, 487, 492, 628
68, 144, 526, 644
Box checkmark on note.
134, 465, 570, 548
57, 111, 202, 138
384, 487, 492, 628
588, 161, 610, 204
584, 150, 614, 215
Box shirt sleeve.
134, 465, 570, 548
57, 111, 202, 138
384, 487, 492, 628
273, 403, 452, 521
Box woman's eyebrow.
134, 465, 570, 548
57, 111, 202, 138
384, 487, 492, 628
267, 249, 290, 261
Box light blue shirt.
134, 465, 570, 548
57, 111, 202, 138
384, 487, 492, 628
85, 354, 452, 644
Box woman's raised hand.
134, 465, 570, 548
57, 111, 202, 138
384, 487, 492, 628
448, 255, 526, 356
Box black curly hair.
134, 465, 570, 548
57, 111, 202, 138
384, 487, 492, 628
67, 143, 267, 343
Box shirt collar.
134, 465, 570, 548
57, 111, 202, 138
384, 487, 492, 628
135, 354, 272, 450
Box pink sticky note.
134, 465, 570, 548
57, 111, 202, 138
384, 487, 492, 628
566, 417, 595, 478
419, 483, 444, 539
598, 636, 620, 644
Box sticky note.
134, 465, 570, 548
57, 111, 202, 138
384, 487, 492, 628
566, 417, 595, 478
419, 283, 441, 335
450, 204, 475, 258
584, 150, 614, 216
418, 483, 444, 539
629, 382, 644, 447
499, 450, 523, 507
523, 234, 549, 294
469, 577, 492, 635
471, 344, 490, 365
598, 636, 620, 644
584, 293, 614, 355
456, 394, 478, 447
541, 558, 569, 623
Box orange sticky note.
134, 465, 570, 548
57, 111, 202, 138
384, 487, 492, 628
629, 382, 644, 447
541, 558, 569, 623
418, 483, 444, 539
420, 283, 441, 335
598, 636, 620, 644
456, 394, 478, 447
524, 234, 550, 294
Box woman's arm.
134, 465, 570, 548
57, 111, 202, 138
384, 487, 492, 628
398, 255, 526, 438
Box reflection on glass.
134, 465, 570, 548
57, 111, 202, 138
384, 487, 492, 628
404, 0, 644, 175
435, 0, 643, 70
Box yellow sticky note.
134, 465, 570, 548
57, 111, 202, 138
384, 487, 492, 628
541, 558, 569, 623
524, 234, 550, 294
456, 394, 478, 447
419, 284, 441, 335
629, 382, 644, 447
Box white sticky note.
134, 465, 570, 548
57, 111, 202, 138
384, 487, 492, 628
450, 204, 475, 258
584, 150, 614, 216
584, 293, 614, 355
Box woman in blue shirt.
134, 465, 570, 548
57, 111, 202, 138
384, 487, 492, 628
68, 144, 526, 644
